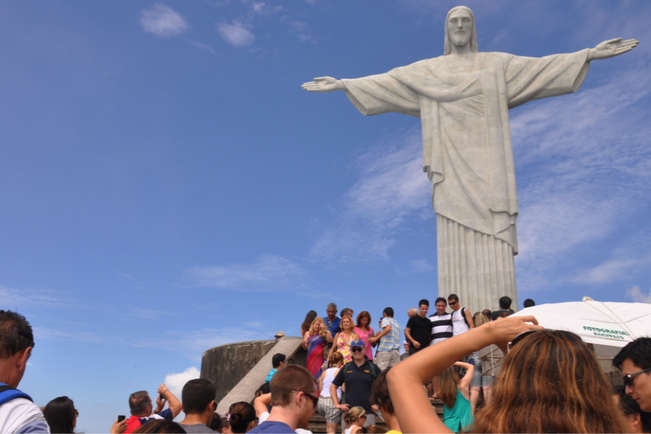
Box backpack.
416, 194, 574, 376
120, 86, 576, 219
453, 307, 471, 330
0, 383, 32, 406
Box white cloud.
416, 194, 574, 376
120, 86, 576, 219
131, 308, 168, 320
288, 21, 312, 42
0, 286, 77, 309
409, 259, 435, 274
188, 40, 217, 56
510, 64, 651, 291
34, 324, 267, 362
136, 326, 267, 361
186, 254, 307, 290
217, 21, 255, 47
310, 129, 431, 263
33, 326, 108, 344
573, 258, 651, 285
140, 4, 189, 38
626, 286, 651, 303
252, 2, 266, 14
164, 367, 200, 399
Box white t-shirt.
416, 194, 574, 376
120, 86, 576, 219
0, 398, 50, 434
451, 308, 470, 336
320, 368, 342, 400
258, 411, 313, 434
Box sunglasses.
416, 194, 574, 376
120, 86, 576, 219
507, 330, 539, 353
623, 367, 651, 388
351, 346, 364, 353
449, 301, 457, 306
293, 390, 319, 407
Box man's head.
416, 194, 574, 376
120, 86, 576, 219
370, 369, 394, 416
129, 391, 152, 416
0, 310, 35, 388
350, 339, 366, 362
613, 337, 651, 412
613, 385, 651, 433
407, 308, 418, 318
499, 296, 512, 310
418, 299, 429, 317
326, 303, 338, 320
383, 307, 394, 318
272, 353, 287, 369
447, 294, 460, 311
435, 297, 447, 315
444, 6, 478, 55
182, 379, 216, 416
341, 308, 353, 319
523, 299, 535, 308
269, 365, 317, 428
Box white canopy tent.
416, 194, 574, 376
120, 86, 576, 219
510, 297, 651, 363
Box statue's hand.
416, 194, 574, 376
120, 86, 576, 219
301, 76, 343, 92
588, 37, 639, 61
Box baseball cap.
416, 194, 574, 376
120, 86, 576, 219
350, 339, 364, 348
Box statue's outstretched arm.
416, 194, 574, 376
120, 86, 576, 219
301, 76, 346, 92
587, 37, 639, 61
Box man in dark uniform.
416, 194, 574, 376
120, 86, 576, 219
330, 339, 381, 426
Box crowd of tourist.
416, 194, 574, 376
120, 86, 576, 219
1, 302, 650, 433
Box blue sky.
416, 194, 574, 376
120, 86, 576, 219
1, 0, 650, 432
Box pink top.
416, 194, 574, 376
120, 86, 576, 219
354, 326, 375, 360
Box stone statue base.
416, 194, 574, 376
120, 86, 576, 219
437, 214, 517, 314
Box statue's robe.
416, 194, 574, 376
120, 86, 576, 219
341, 50, 590, 312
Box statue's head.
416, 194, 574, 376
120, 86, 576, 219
444, 6, 478, 55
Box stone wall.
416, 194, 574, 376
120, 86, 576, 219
201, 340, 277, 405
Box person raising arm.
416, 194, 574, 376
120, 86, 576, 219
386, 316, 542, 433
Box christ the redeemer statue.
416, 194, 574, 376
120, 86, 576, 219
302, 6, 638, 313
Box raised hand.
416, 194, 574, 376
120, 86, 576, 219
301, 76, 344, 92
488, 315, 543, 354
588, 37, 639, 61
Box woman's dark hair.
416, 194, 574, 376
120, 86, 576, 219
301, 310, 318, 335
228, 401, 257, 433
209, 413, 224, 431
370, 369, 394, 415
43, 396, 77, 434
133, 420, 186, 433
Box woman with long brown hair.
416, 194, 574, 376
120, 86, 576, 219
439, 362, 474, 433
387, 316, 628, 433
333, 315, 359, 363
353, 311, 375, 360
300, 310, 318, 337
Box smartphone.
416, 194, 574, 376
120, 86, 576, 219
117, 415, 126, 423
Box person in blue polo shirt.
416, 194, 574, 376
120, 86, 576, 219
324, 303, 341, 336
369, 307, 401, 371
330, 339, 381, 427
